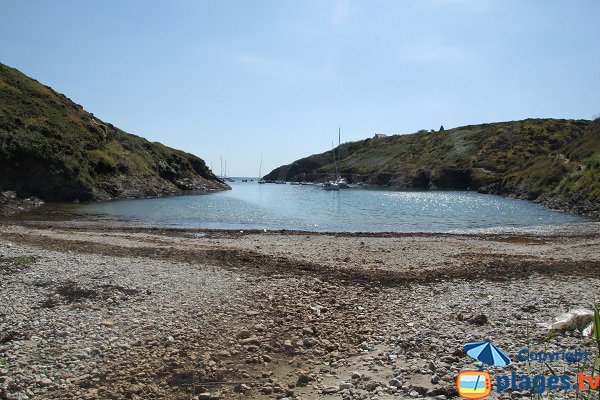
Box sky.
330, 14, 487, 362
2, 0, 599, 176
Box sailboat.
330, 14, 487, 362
258, 155, 266, 184
323, 140, 340, 190
224, 160, 235, 182
324, 127, 350, 190
334, 127, 348, 188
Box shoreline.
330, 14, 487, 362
3, 181, 598, 225
3, 196, 597, 236
1, 220, 599, 399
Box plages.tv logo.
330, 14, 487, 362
456, 371, 492, 399
456, 341, 511, 399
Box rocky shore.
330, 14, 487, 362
0, 192, 44, 217
1, 222, 599, 399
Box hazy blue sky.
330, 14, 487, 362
2, 0, 599, 176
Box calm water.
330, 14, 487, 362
60, 180, 589, 232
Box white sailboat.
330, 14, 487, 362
323, 139, 340, 190
323, 181, 339, 190
324, 127, 349, 190
224, 160, 235, 182
334, 127, 348, 188
258, 155, 266, 184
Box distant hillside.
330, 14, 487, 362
265, 119, 600, 216
0, 63, 228, 203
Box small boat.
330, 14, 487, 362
242, 179, 248, 182
258, 155, 266, 184
335, 177, 348, 189
290, 181, 300, 185
323, 181, 339, 190
222, 159, 234, 182
324, 132, 342, 191
333, 128, 349, 189
275, 180, 286, 184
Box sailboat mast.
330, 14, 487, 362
337, 127, 341, 180
259, 154, 262, 179
332, 141, 339, 180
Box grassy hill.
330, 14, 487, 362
265, 119, 600, 216
0, 63, 228, 202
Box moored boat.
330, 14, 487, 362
323, 181, 340, 190
258, 155, 266, 184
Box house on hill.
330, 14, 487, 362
373, 133, 387, 139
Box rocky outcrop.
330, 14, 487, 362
0, 191, 43, 216
0, 62, 228, 205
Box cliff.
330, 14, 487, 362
0, 63, 228, 205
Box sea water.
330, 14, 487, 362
61, 180, 589, 232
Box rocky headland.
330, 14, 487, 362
264, 119, 600, 217
0, 62, 228, 216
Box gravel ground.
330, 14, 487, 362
0, 223, 599, 399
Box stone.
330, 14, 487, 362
388, 378, 402, 388
468, 314, 488, 326
321, 386, 338, 394
240, 336, 260, 346
297, 373, 311, 386
260, 386, 273, 394
254, 324, 267, 331
5, 393, 29, 400
83, 389, 99, 399
236, 330, 252, 339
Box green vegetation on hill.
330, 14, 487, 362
265, 119, 600, 216
0, 63, 227, 201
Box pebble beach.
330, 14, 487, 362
1, 222, 599, 399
